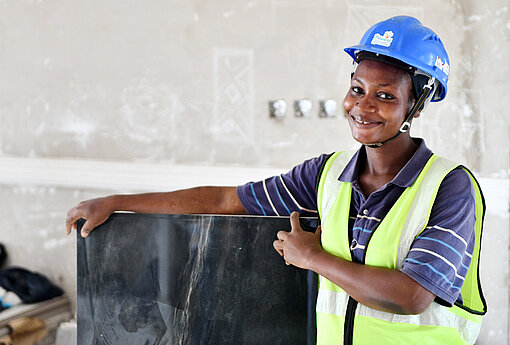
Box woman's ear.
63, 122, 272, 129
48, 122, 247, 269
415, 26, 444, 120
413, 110, 421, 119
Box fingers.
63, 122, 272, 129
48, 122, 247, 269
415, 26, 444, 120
65, 210, 81, 236
65, 197, 113, 237
65, 217, 73, 236
65, 206, 97, 238
273, 240, 290, 266
276, 230, 288, 241
273, 240, 284, 256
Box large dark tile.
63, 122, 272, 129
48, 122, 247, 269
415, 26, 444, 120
77, 214, 318, 345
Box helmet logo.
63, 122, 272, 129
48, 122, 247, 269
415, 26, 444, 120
435, 56, 450, 76
371, 31, 394, 47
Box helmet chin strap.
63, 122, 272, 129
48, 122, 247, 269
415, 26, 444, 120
365, 77, 436, 148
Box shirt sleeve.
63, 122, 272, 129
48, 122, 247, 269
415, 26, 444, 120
400, 167, 476, 306
236, 153, 331, 216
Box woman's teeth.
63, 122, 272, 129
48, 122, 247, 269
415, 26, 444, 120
354, 117, 374, 124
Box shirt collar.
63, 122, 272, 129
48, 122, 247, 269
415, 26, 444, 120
338, 138, 433, 188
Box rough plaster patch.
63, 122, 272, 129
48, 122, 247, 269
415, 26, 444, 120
13, 186, 48, 195
43, 237, 68, 250
223, 10, 235, 18
120, 78, 186, 157
212, 48, 254, 143
413, 88, 484, 170
464, 7, 509, 33
27, 211, 62, 222
478, 177, 510, 219
269, 132, 299, 148
341, 5, 424, 83
58, 113, 98, 149
468, 15, 483, 22
345, 4, 425, 34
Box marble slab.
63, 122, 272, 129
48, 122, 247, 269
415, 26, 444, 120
77, 213, 318, 345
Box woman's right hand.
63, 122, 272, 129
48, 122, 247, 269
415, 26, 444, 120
65, 195, 116, 237
65, 186, 247, 238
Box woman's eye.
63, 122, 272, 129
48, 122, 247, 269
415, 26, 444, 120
351, 87, 363, 94
378, 92, 394, 100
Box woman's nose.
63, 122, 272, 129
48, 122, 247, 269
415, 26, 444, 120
355, 96, 376, 112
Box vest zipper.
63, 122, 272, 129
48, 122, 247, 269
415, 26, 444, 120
342, 222, 378, 344
343, 241, 361, 345
343, 297, 358, 345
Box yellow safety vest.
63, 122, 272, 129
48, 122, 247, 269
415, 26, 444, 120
316, 151, 486, 345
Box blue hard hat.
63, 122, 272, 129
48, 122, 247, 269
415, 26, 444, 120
344, 16, 450, 102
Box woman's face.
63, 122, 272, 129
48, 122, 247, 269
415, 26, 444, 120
343, 59, 414, 146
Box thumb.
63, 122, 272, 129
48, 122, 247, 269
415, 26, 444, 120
289, 211, 301, 232
80, 219, 95, 238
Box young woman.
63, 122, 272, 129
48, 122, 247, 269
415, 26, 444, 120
66, 16, 486, 344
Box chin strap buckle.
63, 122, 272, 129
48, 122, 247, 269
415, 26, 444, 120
399, 121, 411, 133
424, 76, 436, 90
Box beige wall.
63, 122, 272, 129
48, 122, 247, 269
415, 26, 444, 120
0, 1, 508, 343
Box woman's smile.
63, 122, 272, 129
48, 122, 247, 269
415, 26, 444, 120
350, 115, 383, 128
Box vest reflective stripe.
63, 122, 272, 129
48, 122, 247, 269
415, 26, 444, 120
316, 290, 482, 344
316, 151, 486, 345
317, 151, 355, 264
317, 150, 356, 223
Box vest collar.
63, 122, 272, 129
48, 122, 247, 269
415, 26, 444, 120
337, 138, 433, 188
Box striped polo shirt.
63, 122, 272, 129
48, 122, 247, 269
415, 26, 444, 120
236, 138, 476, 307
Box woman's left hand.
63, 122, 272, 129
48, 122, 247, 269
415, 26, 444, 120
273, 211, 323, 270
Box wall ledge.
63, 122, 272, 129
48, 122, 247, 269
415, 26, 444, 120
0, 156, 284, 192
